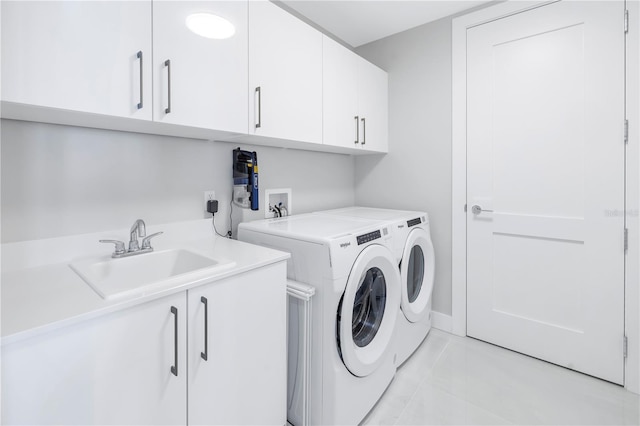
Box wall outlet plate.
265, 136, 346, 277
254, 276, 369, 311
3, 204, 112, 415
204, 190, 215, 217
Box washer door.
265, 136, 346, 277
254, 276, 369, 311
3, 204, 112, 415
338, 244, 400, 377
400, 228, 435, 323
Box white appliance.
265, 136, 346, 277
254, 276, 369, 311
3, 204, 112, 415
315, 207, 435, 366
238, 214, 400, 425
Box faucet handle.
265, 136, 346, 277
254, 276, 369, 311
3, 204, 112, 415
100, 239, 126, 255
141, 232, 163, 250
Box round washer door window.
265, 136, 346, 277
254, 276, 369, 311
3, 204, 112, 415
338, 244, 400, 377
352, 266, 387, 347
400, 228, 435, 323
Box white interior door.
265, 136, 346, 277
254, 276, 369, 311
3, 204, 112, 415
467, 1, 625, 384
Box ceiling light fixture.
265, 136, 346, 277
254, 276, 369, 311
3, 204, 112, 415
186, 13, 235, 39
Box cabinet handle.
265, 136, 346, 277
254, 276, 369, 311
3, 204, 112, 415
136, 51, 143, 110
361, 117, 366, 145
255, 86, 262, 129
354, 116, 359, 144
201, 296, 208, 361
170, 306, 178, 376
165, 59, 172, 114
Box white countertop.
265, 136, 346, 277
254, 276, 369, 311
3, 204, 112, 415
1, 220, 290, 345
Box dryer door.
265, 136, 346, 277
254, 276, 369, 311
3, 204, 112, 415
338, 244, 400, 377
400, 228, 435, 323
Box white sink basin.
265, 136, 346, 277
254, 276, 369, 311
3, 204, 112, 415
70, 249, 236, 299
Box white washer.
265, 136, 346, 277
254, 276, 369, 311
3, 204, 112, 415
238, 214, 400, 425
315, 207, 435, 366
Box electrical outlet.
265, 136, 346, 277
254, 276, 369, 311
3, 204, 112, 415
204, 190, 215, 216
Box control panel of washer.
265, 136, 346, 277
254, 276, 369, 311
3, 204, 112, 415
356, 230, 381, 245
407, 217, 422, 227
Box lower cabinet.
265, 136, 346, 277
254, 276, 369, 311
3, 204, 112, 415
2, 291, 188, 425
187, 263, 287, 425
1, 262, 286, 425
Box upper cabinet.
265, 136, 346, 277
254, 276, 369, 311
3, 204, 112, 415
247, 0, 323, 145
152, 1, 248, 133
1, 1, 387, 154
1, 0, 247, 135
323, 36, 388, 153
356, 57, 389, 152
323, 36, 360, 149
1, 1, 153, 120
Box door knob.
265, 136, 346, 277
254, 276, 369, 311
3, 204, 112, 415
471, 205, 493, 215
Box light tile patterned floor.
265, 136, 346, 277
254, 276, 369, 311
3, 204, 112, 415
362, 329, 639, 425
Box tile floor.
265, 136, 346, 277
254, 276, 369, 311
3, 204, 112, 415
362, 329, 640, 425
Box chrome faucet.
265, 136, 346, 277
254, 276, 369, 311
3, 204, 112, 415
100, 219, 163, 258
129, 219, 147, 251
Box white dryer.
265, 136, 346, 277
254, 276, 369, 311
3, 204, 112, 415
238, 214, 400, 425
315, 207, 435, 366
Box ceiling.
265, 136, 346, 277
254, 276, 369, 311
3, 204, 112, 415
280, 1, 493, 48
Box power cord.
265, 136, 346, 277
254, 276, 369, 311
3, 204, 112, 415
211, 216, 228, 238
207, 199, 232, 238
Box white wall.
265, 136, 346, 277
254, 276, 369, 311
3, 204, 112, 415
1, 119, 355, 243
355, 17, 453, 315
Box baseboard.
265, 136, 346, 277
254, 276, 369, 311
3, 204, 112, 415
431, 311, 453, 333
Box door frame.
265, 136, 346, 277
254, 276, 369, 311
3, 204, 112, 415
451, 0, 639, 393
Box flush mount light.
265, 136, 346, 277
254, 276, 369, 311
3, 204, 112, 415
186, 13, 235, 39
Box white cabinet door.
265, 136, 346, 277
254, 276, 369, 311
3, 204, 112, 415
248, 0, 322, 144
323, 36, 359, 149
1, 292, 187, 425
153, 1, 248, 132
1, 1, 152, 120
188, 262, 287, 425
322, 35, 388, 152
357, 57, 388, 153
